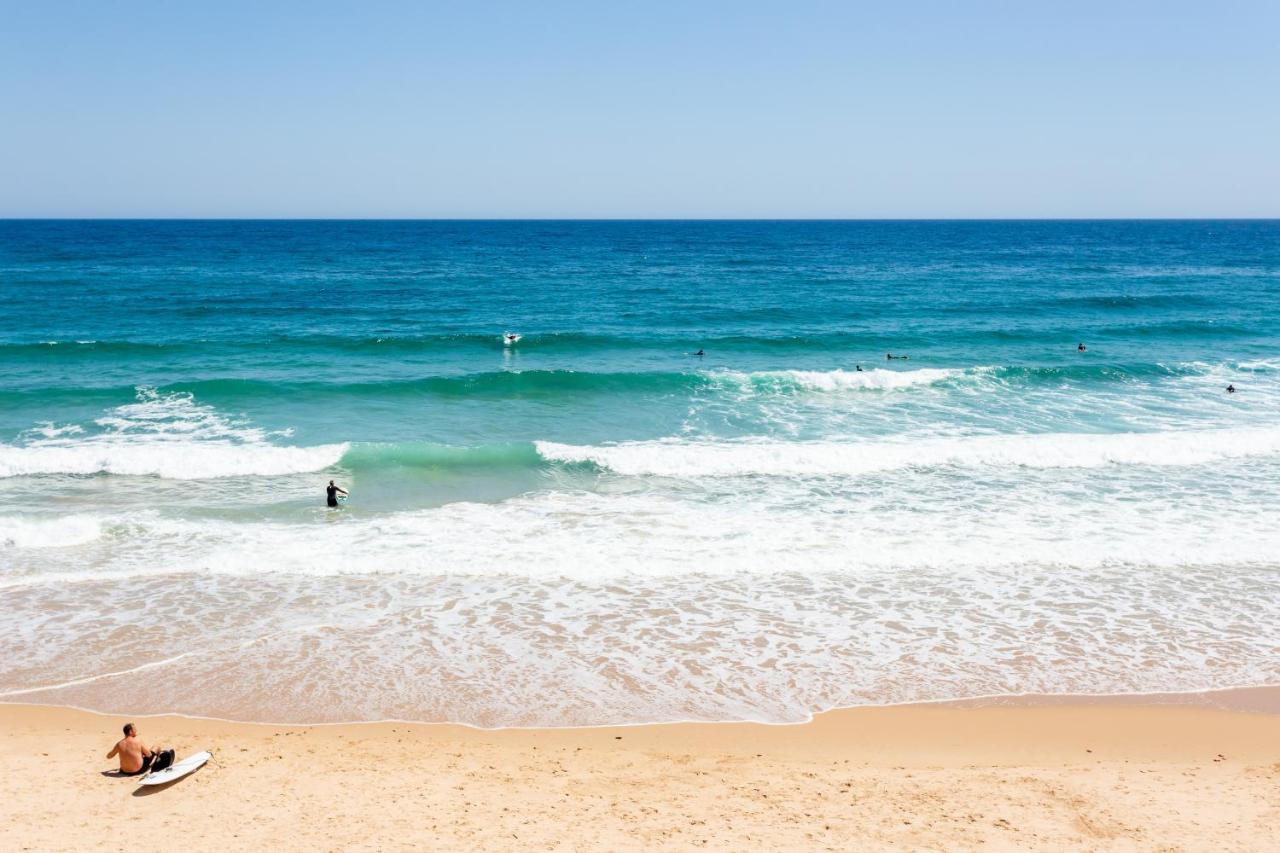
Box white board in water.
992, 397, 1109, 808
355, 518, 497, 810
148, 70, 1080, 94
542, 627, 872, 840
138, 751, 211, 786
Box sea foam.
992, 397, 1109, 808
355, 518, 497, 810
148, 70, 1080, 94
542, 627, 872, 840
709, 367, 962, 392
0, 387, 345, 480
537, 426, 1280, 477
0, 441, 347, 479
0, 515, 103, 549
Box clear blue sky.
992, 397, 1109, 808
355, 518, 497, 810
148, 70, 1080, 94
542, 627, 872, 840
2, 1, 1277, 218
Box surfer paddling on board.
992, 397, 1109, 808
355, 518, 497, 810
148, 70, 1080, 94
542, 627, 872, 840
107, 723, 174, 777
326, 479, 348, 508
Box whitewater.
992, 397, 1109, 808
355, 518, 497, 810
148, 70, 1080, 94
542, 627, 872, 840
2, 219, 1278, 727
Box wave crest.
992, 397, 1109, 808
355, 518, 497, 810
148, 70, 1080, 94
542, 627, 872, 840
710, 367, 960, 392
0, 387, 346, 480
537, 427, 1280, 477
0, 442, 347, 480
0, 515, 104, 548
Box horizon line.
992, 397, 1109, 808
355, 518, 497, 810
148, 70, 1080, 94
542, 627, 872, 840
3, 216, 1279, 223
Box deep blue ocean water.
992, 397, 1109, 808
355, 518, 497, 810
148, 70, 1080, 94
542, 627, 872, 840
2, 220, 1278, 726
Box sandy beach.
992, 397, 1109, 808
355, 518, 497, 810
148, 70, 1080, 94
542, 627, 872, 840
3, 698, 1278, 851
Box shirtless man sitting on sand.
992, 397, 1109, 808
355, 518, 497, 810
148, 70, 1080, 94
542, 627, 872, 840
107, 723, 166, 776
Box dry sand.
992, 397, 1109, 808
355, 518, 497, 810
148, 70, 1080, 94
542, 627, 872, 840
2, 699, 1278, 851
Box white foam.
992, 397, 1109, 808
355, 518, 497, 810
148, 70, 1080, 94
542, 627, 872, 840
710, 367, 961, 392
538, 426, 1280, 477
5, 545, 1279, 726
7, 470, 1278, 587
0, 441, 347, 479
0, 515, 103, 549
22, 423, 84, 440
0, 388, 346, 480
5, 473, 1279, 725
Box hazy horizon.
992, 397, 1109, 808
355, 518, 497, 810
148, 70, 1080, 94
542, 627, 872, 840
4, 216, 1280, 222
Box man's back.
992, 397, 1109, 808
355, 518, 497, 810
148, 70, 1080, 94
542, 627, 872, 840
111, 734, 148, 773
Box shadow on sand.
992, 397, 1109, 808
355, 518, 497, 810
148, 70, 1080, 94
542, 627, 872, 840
131, 767, 205, 796
100, 766, 206, 794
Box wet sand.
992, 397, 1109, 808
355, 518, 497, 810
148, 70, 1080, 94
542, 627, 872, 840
3, 697, 1279, 851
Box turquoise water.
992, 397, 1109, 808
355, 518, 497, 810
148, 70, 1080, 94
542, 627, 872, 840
2, 220, 1278, 725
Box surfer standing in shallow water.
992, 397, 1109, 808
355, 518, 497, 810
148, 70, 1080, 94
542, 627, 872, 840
326, 480, 348, 507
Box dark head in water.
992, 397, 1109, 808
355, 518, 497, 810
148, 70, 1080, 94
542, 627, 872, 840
1078, 343, 1086, 351
694, 349, 705, 356
1227, 384, 1236, 393
856, 365, 863, 371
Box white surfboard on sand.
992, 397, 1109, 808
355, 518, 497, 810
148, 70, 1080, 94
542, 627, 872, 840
139, 751, 211, 786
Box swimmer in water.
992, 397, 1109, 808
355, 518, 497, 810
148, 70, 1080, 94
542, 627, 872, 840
694, 349, 705, 356
1078, 342, 1086, 352
856, 365, 863, 372
326, 479, 348, 507
1227, 384, 1236, 393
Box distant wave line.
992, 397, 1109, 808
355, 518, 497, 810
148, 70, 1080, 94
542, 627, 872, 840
4, 359, 1272, 405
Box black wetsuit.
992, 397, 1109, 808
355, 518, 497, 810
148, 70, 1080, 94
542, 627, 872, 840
121, 748, 174, 776
327, 485, 339, 507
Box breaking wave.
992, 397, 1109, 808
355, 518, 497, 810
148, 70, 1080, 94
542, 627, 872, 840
0, 388, 346, 480
537, 426, 1280, 477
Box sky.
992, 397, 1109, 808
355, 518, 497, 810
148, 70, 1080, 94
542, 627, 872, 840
1, 1, 1277, 218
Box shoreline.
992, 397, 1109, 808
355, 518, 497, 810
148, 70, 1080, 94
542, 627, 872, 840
5, 683, 1277, 732
4, 697, 1279, 849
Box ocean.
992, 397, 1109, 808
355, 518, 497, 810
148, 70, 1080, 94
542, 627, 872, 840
1, 219, 1278, 727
